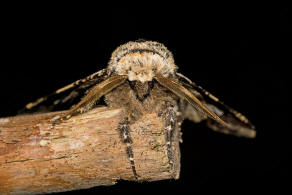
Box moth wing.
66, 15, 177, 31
63, 75, 127, 118
18, 68, 109, 114
176, 73, 256, 138
154, 75, 228, 127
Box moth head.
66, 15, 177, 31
108, 40, 177, 83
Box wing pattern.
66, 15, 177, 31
19, 69, 109, 114
176, 73, 256, 138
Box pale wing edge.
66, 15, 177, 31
176, 72, 256, 138
18, 68, 109, 114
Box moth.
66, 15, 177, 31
20, 40, 256, 180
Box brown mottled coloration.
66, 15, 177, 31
105, 82, 178, 122
18, 40, 256, 185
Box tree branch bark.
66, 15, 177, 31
0, 107, 180, 195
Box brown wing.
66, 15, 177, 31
176, 73, 256, 138
18, 69, 109, 114
154, 75, 229, 127
63, 75, 127, 118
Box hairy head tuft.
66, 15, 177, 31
108, 40, 177, 82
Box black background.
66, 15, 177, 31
1, 5, 290, 194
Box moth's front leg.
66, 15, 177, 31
165, 106, 177, 170
118, 119, 139, 180
52, 113, 73, 126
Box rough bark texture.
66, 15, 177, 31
0, 107, 180, 195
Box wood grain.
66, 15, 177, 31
0, 107, 180, 195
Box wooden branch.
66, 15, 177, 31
0, 107, 180, 195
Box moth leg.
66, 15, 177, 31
165, 106, 176, 169
118, 121, 139, 180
